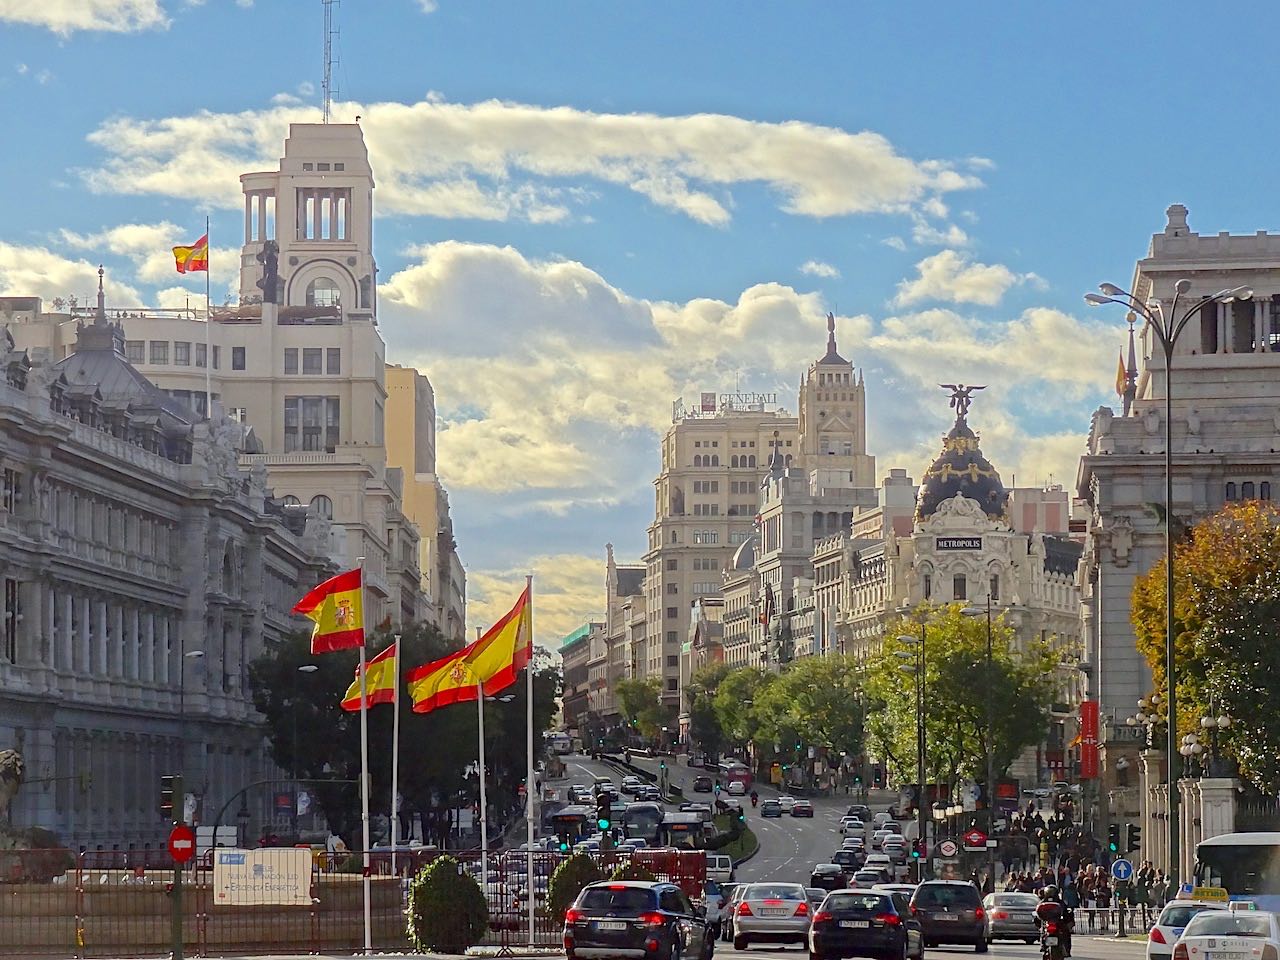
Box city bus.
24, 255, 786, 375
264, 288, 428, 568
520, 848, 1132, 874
546, 732, 573, 755
547, 803, 594, 843
1194, 833, 1280, 911
719, 761, 753, 791
623, 801, 664, 845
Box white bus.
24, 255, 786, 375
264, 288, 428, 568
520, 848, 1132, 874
546, 731, 572, 755
1194, 832, 1280, 911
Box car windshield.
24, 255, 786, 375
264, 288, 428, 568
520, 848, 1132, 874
915, 884, 981, 907
826, 893, 891, 913
993, 894, 1040, 908
1161, 905, 1219, 927
745, 884, 805, 901
1185, 914, 1272, 938
833, 852, 858, 864
579, 887, 656, 913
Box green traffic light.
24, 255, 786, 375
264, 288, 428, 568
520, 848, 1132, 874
559, 842, 570, 852
1108, 842, 1118, 852
598, 818, 610, 830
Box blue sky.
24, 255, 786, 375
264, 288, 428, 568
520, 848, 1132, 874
2, 0, 1277, 641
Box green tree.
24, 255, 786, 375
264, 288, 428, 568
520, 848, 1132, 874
1131, 501, 1280, 791
615, 676, 674, 739
864, 605, 1059, 789
406, 855, 489, 953
548, 852, 604, 920
687, 663, 732, 757
712, 667, 774, 749
755, 654, 865, 758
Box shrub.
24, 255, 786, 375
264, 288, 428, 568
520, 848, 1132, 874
548, 852, 603, 922
610, 861, 657, 882
406, 854, 489, 954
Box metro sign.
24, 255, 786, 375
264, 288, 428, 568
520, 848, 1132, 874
962, 828, 987, 850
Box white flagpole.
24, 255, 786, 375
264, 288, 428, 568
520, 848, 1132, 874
203, 214, 211, 418
357, 560, 372, 956
525, 575, 535, 947
390, 633, 402, 878
477, 674, 490, 885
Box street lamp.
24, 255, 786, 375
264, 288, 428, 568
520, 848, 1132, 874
178, 649, 205, 811
961, 597, 997, 888
291, 664, 319, 839
896, 626, 927, 879
1085, 278, 1251, 880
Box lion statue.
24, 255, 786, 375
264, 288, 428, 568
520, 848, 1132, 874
0, 750, 24, 827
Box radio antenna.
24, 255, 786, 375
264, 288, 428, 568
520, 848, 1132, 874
322, 0, 340, 123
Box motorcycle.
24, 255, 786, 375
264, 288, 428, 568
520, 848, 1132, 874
750, 792, 759, 808
1035, 901, 1068, 960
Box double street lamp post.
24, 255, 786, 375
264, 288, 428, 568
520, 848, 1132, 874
1085, 278, 1251, 880
896, 624, 927, 880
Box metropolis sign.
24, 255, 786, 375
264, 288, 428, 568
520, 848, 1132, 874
936, 537, 982, 551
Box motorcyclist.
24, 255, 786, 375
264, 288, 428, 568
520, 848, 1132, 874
750, 790, 759, 808
1035, 884, 1073, 959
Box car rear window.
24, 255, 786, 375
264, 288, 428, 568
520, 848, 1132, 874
710, 856, 731, 868
1161, 905, 1216, 927
915, 884, 981, 907
579, 887, 656, 912
746, 883, 805, 900
994, 894, 1040, 908
1185, 914, 1270, 937
826, 893, 890, 913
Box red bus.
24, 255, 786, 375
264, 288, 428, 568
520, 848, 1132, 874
719, 761, 752, 791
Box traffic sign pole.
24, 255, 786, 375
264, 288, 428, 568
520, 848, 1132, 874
166, 775, 185, 960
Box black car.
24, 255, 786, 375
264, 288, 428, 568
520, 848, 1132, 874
810, 889, 922, 960
809, 864, 848, 891
693, 775, 714, 793
760, 799, 783, 818
910, 880, 987, 952
846, 804, 872, 821
564, 880, 711, 960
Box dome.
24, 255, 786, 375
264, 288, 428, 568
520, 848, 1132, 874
730, 535, 757, 571
915, 416, 1008, 522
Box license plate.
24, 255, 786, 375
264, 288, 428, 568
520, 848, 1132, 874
937, 915, 958, 921
762, 908, 788, 916
1044, 937, 1058, 946
595, 921, 627, 930
840, 921, 870, 929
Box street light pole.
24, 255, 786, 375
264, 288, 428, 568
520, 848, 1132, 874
178, 648, 204, 818
292, 664, 318, 840
1085, 278, 1250, 881
897, 622, 927, 880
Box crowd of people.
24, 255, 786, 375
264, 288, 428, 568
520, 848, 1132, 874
1003, 860, 1178, 913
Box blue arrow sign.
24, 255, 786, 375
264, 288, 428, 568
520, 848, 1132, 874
1111, 859, 1134, 881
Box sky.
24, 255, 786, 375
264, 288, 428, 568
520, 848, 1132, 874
2, 0, 1277, 647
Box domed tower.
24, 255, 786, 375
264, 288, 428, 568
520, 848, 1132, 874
915, 384, 1008, 523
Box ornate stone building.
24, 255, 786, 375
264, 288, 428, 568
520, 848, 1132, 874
0, 280, 334, 850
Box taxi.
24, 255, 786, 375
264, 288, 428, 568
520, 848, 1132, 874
1148, 899, 1227, 960
1173, 904, 1279, 960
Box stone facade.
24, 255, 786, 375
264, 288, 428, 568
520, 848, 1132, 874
0, 296, 333, 851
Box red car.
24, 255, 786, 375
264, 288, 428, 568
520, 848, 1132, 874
791, 800, 815, 818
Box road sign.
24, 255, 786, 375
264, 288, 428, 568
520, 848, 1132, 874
938, 839, 958, 858
962, 828, 988, 850
168, 823, 196, 863
1111, 858, 1134, 881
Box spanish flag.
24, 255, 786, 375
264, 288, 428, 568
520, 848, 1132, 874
172, 234, 209, 274
292, 568, 365, 654
340, 640, 397, 711
1115, 352, 1127, 396
407, 587, 531, 715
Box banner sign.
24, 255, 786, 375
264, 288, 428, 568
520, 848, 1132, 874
1080, 700, 1100, 779
214, 849, 311, 906
700, 392, 717, 413
936, 537, 982, 551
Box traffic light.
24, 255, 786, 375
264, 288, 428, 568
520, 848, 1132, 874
911, 839, 923, 859
1107, 823, 1120, 853
159, 774, 181, 821
595, 793, 611, 831
659, 760, 667, 771
1127, 823, 1142, 853
558, 836, 570, 853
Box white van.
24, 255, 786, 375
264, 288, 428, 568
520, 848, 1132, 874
706, 854, 734, 883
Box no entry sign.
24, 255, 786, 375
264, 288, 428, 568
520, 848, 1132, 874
168, 823, 196, 863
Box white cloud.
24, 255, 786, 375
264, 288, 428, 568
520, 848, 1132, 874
15, 63, 27, 75
296, 80, 315, 97
0, 242, 143, 304
82, 95, 982, 225
893, 249, 1029, 307
468, 552, 602, 650
911, 215, 970, 247
799, 260, 840, 279
0, 0, 168, 34
417, 0, 438, 11
58, 222, 236, 286
882, 236, 907, 252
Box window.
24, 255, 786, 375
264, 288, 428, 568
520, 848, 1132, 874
990, 574, 1000, 602
302, 162, 314, 171
303, 347, 323, 374
326, 347, 341, 374
1263, 482, 1272, 500
729, 531, 751, 545
923, 575, 932, 600
284, 348, 299, 374
666, 656, 678, 668
1242, 481, 1256, 499
231, 346, 245, 370
149, 341, 169, 364
282, 495, 301, 506
667, 583, 679, 595
310, 494, 333, 519
666, 607, 677, 619
334, 162, 344, 171
283, 396, 340, 452
1225, 482, 1238, 501
212, 346, 221, 369
195, 343, 207, 368
666, 678, 678, 692
666, 559, 678, 571
125, 340, 145, 363
229, 407, 248, 423
306, 276, 341, 307
317, 162, 331, 171
953, 575, 967, 601
174, 341, 191, 365
711, 455, 719, 466
2, 469, 20, 513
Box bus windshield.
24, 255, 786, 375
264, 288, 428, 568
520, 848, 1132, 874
1196, 837, 1280, 899
625, 802, 663, 844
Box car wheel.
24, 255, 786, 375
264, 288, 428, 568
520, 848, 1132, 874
733, 936, 748, 950
975, 940, 988, 954
671, 941, 682, 960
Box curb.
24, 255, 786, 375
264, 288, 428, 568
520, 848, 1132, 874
731, 828, 762, 868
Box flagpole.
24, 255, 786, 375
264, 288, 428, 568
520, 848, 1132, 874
356, 558, 372, 956
390, 633, 402, 879
476, 673, 490, 887
525, 574, 535, 947
204, 214, 211, 418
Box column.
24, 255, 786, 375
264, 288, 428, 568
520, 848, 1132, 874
43, 583, 55, 668
1255, 299, 1266, 353
142, 610, 155, 684
312, 188, 322, 239
95, 598, 108, 676
244, 193, 253, 243
126, 606, 139, 680
157, 616, 170, 687
1220, 302, 1231, 353
61, 592, 74, 672
1180, 777, 1197, 884
111, 602, 124, 677
256, 193, 266, 242
79, 594, 91, 673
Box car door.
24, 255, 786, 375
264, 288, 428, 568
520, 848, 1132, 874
893, 893, 921, 956
662, 887, 704, 958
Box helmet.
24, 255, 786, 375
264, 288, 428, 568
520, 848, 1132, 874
1042, 885, 1059, 900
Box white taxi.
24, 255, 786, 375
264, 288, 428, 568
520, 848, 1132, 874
1148, 900, 1227, 960
1174, 905, 1279, 960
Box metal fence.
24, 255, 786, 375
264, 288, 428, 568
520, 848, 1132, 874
0, 845, 706, 957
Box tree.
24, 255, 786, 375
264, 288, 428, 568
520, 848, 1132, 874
712, 667, 774, 750
406, 854, 489, 953
864, 605, 1059, 790
755, 655, 865, 759
615, 676, 673, 740
1131, 501, 1280, 791
687, 663, 731, 757
548, 852, 603, 921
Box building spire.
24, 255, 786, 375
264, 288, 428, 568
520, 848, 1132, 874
818, 311, 847, 364
1123, 311, 1139, 416
95, 265, 107, 326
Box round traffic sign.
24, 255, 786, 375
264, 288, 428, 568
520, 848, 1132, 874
168, 823, 196, 863
962, 828, 988, 848
1111, 858, 1133, 881
938, 839, 958, 858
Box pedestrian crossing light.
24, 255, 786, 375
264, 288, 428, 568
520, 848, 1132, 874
1108, 823, 1120, 853
1127, 823, 1141, 852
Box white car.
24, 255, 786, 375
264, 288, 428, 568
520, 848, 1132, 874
841, 838, 862, 850
1146, 899, 1227, 960
727, 780, 747, 796
778, 796, 797, 813
864, 853, 892, 872
1176, 905, 1279, 960
621, 776, 643, 795
873, 812, 893, 828
840, 818, 865, 836
871, 829, 893, 850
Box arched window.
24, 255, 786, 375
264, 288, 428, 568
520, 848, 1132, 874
310, 494, 334, 519
1225, 482, 1238, 501
731, 455, 739, 468
748, 455, 756, 468
306, 276, 341, 307
953, 574, 967, 601
1242, 481, 1256, 500
711, 455, 719, 466
785, 454, 793, 467
1263, 482, 1272, 501
694, 455, 703, 467
282, 495, 301, 506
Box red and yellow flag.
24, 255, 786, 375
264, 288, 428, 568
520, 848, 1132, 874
292, 568, 364, 654
407, 587, 531, 715
172, 234, 209, 274
340, 640, 397, 711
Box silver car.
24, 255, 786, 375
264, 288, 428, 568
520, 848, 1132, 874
732, 882, 811, 949
983, 891, 1041, 944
